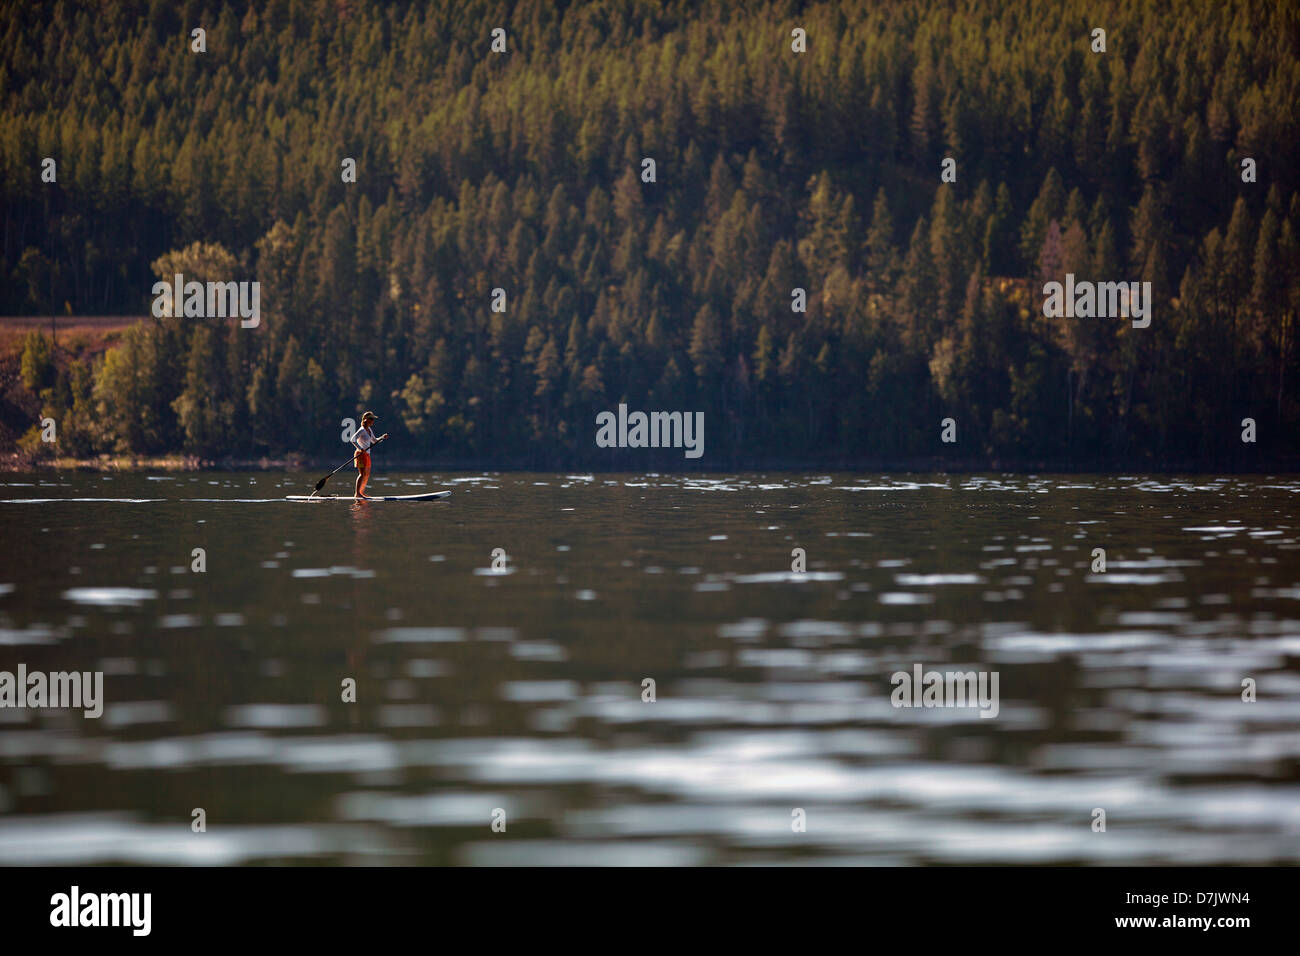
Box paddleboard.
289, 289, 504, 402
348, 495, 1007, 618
286, 491, 450, 501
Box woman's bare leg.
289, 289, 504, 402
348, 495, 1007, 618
355, 455, 369, 498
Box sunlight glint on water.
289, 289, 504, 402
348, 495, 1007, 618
1, 472, 1298, 864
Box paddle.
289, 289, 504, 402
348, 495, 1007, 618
312, 435, 386, 495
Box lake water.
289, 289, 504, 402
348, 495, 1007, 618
1, 472, 1298, 865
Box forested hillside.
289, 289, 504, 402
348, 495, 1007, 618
3, 0, 1298, 467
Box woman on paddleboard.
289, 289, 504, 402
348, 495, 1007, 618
352, 411, 388, 499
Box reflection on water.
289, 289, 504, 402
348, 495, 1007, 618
1, 472, 1298, 865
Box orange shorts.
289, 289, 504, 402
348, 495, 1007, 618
354, 450, 370, 469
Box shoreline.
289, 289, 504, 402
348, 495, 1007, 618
4, 453, 1298, 475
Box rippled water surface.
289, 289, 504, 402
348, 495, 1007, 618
1, 472, 1298, 865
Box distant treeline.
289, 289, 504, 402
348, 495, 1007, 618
2, 0, 1298, 468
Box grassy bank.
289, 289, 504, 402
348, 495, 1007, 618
2, 453, 205, 472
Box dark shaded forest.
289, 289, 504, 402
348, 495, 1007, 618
2, 0, 1298, 468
